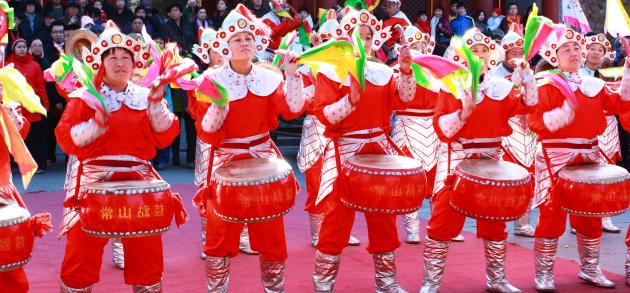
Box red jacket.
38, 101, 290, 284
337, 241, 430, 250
6, 54, 49, 122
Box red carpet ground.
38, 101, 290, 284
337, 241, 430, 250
20, 184, 628, 292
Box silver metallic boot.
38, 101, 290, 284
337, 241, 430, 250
239, 224, 258, 255
602, 217, 621, 233
576, 234, 615, 288
625, 248, 630, 286
373, 252, 408, 293
206, 256, 230, 293
260, 257, 285, 293
313, 250, 341, 293
111, 238, 124, 270
132, 281, 163, 293
533, 238, 557, 292
513, 211, 535, 237
420, 237, 450, 293
309, 212, 324, 247
402, 212, 421, 244
201, 217, 207, 259
60, 283, 93, 293
484, 240, 521, 292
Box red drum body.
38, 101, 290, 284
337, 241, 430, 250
341, 155, 427, 214
557, 164, 630, 217
0, 204, 34, 272
212, 157, 297, 223
79, 180, 175, 237
450, 159, 532, 221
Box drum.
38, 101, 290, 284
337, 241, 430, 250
557, 164, 630, 217
0, 204, 34, 272
212, 157, 297, 223
78, 180, 175, 237
450, 159, 532, 221
341, 154, 427, 214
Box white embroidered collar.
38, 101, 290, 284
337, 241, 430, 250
475, 75, 513, 104
563, 71, 605, 98
319, 61, 393, 87
204, 63, 283, 101
69, 82, 149, 112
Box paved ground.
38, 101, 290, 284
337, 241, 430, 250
19, 145, 630, 275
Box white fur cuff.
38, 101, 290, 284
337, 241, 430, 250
285, 73, 305, 113
70, 119, 106, 147
438, 110, 465, 138
323, 95, 355, 125
148, 100, 175, 133
398, 72, 417, 102
201, 104, 229, 133
542, 101, 574, 132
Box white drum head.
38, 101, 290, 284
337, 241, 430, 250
456, 159, 529, 181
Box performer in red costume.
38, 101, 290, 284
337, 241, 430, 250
193, 4, 304, 292
530, 28, 630, 291
0, 98, 52, 293
382, 0, 411, 48
260, 0, 301, 61
56, 21, 183, 292
582, 33, 622, 233
190, 26, 261, 258
489, 30, 537, 237
297, 10, 360, 247
421, 28, 537, 293
390, 25, 439, 244
311, 8, 416, 292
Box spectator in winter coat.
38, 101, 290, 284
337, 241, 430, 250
475, 10, 488, 35
18, 0, 47, 43
7, 38, 49, 173
416, 11, 431, 34
450, 3, 475, 36
430, 5, 443, 41
487, 8, 504, 34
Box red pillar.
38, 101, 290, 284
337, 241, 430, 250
542, 0, 560, 22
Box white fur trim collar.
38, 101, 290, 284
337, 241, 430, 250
476, 75, 513, 103
202, 63, 283, 101
69, 82, 149, 112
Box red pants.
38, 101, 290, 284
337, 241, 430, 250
317, 193, 400, 255
303, 158, 325, 214
427, 189, 507, 241
60, 224, 163, 288
626, 226, 630, 246
0, 267, 28, 293
534, 195, 602, 239
204, 200, 288, 261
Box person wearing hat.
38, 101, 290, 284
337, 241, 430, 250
421, 28, 538, 293
582, 33, 623, 234
529, 28, 630, 291
56, 21, 183, 292
190, 26, 259, 258
296, 10, 361, 249
310, 8, 417, 292
260, 0, 302, 61
489, 30, 537, 238
390, 25, 442, 245
193, 4, 305, 291
0, 92, 52, 293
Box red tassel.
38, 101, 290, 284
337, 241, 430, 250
30, 213, 52, 238
192, 187, 211, 216
171, 192, 189, 228
63, 196, 79, 208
